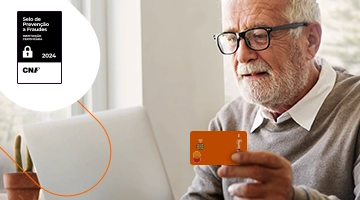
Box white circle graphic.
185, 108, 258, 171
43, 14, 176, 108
0, 0, 100, 111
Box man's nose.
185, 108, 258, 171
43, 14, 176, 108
235, 39, 258, 63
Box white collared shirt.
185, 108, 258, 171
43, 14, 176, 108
250, 57, 337, 132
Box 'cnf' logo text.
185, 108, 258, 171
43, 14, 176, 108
23, 67, 40, 73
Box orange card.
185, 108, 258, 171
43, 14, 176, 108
190, 131, 247, 165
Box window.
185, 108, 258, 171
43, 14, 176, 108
317, 0, 360, 75
0, 92, 71, 192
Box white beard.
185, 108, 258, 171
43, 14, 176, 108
236, 43, 312, 111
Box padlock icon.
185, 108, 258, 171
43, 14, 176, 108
23, 46, 33, 58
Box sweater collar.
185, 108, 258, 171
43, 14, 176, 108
251, 57, 336, 132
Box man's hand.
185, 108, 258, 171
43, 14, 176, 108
217, 151, 293, 200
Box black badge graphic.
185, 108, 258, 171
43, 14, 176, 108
17, 11, 62, 84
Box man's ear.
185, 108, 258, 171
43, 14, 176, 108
305, 22, 322, 60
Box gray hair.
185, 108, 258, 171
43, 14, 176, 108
282, 0, 321, 38
220, 0, 321, 38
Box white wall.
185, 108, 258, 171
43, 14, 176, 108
140, 0, 224, 199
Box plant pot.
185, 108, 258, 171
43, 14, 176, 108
3, 172, 40, 200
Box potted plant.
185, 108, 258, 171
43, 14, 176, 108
3, 135, 41, 200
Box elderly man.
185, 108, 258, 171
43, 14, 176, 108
181, 0, 360, 199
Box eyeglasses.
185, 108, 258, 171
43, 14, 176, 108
213, 22, 308, 55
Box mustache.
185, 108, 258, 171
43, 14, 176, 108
236, 61, 272, 76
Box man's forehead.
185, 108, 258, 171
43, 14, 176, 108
221, 0, 287, 31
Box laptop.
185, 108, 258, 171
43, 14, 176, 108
23, 106, 174, 200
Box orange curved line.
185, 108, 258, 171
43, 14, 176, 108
0, 100, 112, 197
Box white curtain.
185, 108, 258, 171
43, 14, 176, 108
69, 0, 143, 115
68, 0, 108, 115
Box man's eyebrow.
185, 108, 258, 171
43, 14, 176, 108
223, 27, 238, 32
223, 23, 270, 32
252, 23, 269, 28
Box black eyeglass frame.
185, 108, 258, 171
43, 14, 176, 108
213, 22, 309, 55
